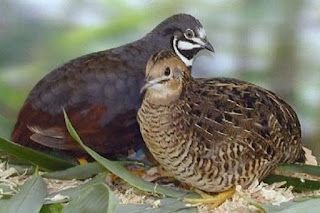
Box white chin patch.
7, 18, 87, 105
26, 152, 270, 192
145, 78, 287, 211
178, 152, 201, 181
177, 40, 201, 50
150, 84, 173, 96
173, 37, 193, 67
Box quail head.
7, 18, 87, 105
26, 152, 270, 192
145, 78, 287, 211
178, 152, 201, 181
11, 14, 213, 158
137, 50, 305, 193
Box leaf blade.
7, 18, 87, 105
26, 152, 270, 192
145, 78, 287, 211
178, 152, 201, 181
43, 162, 105, 180
276, 164, 320, 176
0, 136, 76, 171
263, 174, 320, 192
0, 172, 47, 213
261, 197, 320, 213
62, 183, 118, 213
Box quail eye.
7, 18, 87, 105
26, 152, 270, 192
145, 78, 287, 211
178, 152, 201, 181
185, 29, 194, 39
164, 67, 171, 76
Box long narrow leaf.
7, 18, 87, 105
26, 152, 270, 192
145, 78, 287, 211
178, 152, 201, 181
63, 110, 195, 198
47, 173, 107, 202
276, 164, 320, 176
43, 162, 105, 180
62, 183, 118, 213
263, 174, 320, 192
117, 198, 197, 213
0, 136, 76, 171
0, 172, 47, 213
261, 197, 320, 213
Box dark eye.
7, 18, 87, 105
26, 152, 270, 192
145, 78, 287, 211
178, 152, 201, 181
185, 29, 194, 39
164, 67, 171, 76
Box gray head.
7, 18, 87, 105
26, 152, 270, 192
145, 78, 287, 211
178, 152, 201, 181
151, 14, 214, 67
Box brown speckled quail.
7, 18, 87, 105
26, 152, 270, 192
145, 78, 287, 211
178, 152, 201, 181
11, 14, 213, 158
137, 50, 305, 193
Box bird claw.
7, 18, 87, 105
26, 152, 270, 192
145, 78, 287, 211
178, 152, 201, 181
183, 188, 236, 209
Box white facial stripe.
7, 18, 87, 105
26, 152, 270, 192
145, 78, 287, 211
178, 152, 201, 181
190, 37, 205, 46
173, 37, 193, 67
177, 40, 201, 50
198, 27, 206, 38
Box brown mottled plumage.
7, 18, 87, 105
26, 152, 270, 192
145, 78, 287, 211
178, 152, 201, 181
137, 50, 305, 193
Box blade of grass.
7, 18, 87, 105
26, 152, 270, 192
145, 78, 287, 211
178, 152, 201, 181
63, 110, 196, 198
0, 137, 76, 171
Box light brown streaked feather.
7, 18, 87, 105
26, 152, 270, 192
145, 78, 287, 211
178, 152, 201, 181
137, 50, 306, 193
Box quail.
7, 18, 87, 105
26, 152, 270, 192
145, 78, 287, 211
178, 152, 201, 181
137, 50, 306, 196
11, 14, 213, 158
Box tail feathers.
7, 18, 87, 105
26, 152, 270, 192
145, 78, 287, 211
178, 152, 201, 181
28, 126, 81, 150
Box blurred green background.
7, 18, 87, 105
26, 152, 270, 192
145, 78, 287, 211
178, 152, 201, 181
0, 0, 319, 161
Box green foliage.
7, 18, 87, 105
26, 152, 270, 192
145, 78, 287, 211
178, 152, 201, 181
276, 163, 320, 176
47, 173, 107, 202
62, 183, 118, 213
263, 174, 320, 192
43, 162, 105, 180
0, 171, 47, 213
117, 198, 198, 213
261, 197, 320, 213
0, 137, 76, 171
40, 204, 64, 213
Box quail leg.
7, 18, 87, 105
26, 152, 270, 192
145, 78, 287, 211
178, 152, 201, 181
77, 157, 88, 165
183, 188, 236, 209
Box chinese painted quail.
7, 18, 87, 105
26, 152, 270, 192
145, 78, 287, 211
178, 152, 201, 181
137, 50, 306, 195
11, 14, 213, 158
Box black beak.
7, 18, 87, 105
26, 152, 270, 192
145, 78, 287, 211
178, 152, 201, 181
203, 39, 214, 53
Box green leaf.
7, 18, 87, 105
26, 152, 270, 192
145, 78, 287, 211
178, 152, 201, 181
261, 197, 320, 213
43, 162, 105, 180
62, 183, 118, 213
0, 136, 76, 171
40, 203, 63, 213
47, 173, 107, 202
117, 198, 197, 213
276, 164, 320, 176
0, 172, 47, 213
63, 110, 195, 198
263, 174, 320, 192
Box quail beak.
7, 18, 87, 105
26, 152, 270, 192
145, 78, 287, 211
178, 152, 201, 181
202, 38, 214, 53
140, 76, 169, 93
140, 82, 152, 94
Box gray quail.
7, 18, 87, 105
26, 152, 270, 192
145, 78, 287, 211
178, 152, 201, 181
137, 50, 305, 201
11, 14, 213, 158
